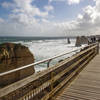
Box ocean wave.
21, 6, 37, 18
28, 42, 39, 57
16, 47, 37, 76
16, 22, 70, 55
16, 38, 80, 72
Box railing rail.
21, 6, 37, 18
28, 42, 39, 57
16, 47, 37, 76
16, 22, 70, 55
0, 48, 80, 77
0, 42, 98, 77
0, 42, 99, 100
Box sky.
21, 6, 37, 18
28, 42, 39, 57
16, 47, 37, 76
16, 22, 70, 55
0, 0, 100, 37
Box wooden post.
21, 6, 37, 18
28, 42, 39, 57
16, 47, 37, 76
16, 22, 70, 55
50, 72, 54, 91
97, 42, 99, 54
47, 59, 52, 68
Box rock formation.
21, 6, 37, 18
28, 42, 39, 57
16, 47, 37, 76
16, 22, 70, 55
75, 36, 89, 47
75, 36, 81, 47
67, 38, 71, 44
81, 36, 89, 44
0, 43, 35, 87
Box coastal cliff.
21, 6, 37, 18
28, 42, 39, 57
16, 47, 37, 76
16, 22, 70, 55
0, 43, 35, 87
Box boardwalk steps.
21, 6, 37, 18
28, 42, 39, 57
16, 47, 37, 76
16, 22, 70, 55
0, 43, 99, 100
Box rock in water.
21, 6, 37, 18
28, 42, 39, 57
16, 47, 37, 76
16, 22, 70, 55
75, 36, 89, 47
67, 38, 70, 44
0, 43, 35, 87
81, 36, 89, 44
75, 36, 81, 47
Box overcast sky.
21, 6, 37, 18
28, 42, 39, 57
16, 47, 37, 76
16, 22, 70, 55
0, 0, 100, 36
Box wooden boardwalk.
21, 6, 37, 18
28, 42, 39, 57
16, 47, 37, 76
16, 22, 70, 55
56, 50, 100, 100
0, 43, 99, 100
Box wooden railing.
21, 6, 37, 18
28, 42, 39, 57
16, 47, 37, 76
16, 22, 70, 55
0, 43, 99, 100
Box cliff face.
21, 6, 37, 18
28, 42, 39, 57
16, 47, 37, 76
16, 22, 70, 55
0, 43, 35, 87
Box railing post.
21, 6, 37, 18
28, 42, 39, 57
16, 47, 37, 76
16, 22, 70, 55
50, 72, 54, 91
47, 59, 52, 68
96, 42, 99, 54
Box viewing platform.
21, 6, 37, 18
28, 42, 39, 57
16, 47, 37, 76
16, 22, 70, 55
56, 49, 100, 100
0, 43, 99, 100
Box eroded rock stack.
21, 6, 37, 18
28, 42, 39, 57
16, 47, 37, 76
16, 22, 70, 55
81, 36, 89, 44
75, 36, 89, 47
75, 36, 81, 47
0, 43, 35, 87
67, 38, 71, 44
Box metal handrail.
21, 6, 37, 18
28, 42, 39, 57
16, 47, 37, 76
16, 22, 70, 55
0, 43, 98, 77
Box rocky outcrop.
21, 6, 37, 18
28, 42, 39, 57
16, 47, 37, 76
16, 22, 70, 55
0, 43, 35, 87
75, 36, 89, 47
81, 36, 89, 44
75, 36, 81, 47
67, 38, 71, 44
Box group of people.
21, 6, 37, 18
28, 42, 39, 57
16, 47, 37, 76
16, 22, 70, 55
88, 36, 97, 44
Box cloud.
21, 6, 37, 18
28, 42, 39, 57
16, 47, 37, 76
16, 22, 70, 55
0, 18, 4, 23
0, 0, 100, 36
44, 5, 54, 11
0, 0, 57, 36
53, 0, 100, 36
49, 0, 65, 3
1, 0, 53, 26
49, 0, 82, 5
78, 1, 100, 28
1, 2, 15, 8
2, 0, 49, 18
71, 0, 100, 35
13, 0, 49, 18
0, 19, 63, 36
67, 0, 81, 5
41, 19, 50, 23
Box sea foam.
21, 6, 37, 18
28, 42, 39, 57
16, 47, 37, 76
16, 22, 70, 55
17, 38, 82, 72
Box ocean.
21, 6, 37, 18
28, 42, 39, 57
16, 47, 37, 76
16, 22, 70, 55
0, 37, 83, 72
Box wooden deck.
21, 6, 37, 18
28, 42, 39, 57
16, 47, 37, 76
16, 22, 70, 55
56, 50, 100, 100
